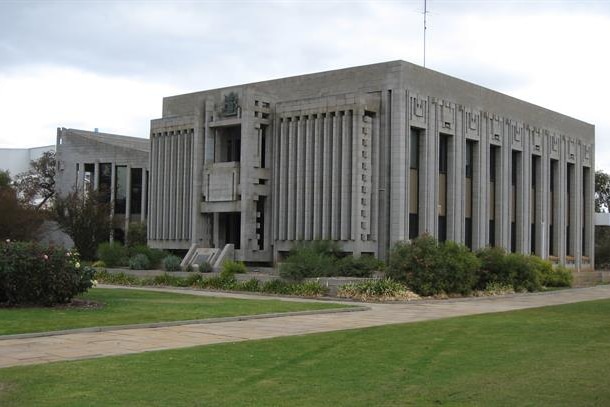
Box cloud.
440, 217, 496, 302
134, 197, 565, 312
0, 65, 181, 147
0, 0, 609, 170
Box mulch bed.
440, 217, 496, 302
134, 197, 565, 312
0, 299, 104, 310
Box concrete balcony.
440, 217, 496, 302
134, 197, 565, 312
202, 162, 241, 213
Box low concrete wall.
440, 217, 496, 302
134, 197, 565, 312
101, 268, 376, 295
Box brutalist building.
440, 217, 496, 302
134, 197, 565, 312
148, 61, 595, 270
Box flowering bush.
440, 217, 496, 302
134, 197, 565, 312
0, 240, 94, 306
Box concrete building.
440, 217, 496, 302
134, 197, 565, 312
0, 145, 55, 177
55, 128, 149, 242
149, 60, 595, 270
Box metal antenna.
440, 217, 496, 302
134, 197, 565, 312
423, 0, 428, 67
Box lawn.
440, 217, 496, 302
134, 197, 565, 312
1, 299, 609, 406
0, 288, 348, 336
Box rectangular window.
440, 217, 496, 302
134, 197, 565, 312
130, 168, 143, 215
410, 128, 420, 169
465, 141, 474, 178
115, 165, 127, 215
490, 146, 498, 183
99, 163, 112, 204
439, 134, 448, 174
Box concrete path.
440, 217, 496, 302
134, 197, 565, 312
2, 285, 610, 369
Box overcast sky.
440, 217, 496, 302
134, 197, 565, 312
1, 0, 609, 171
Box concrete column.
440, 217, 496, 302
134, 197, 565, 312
304, 115, 314, 240
322, 113, 332, 239
278, 119, 287, 241
295, 116, 305, 240
340, 110, 352, 241
539, 135, 550, 259
474, 115, 488, 250
287, 118, 296, 241
558, 137, 568, 263
93, 162, 100, 191
421, 101, 438, 236
331, 112, 341, 240
499, 122, 511, 251
176, 133, 184, 239
110, 163, 116, 240
312, 115, 323, 240
449, 111, 463, 244
574, 148, 583, 269
587, 146, 595, 267
389, 90, 407, 244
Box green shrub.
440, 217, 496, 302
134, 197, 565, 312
0, 242, 94, 306
162, 255, 182, 271
221, 260, 247, 278
237, 278, 260, 292
337, 278, 419, 301
184, 273, 204, 287
387, 236, 479, 296
290, 280, 327, 296
506, 253, 542, 292
199, 275, 237, 290
128, 253, 151, 270
126, 222, 147, 247
476, 248, 545, 292
542, 265, 573, 287
97, 242, 129, 268
261, 279, 293, 295
335, 256, 383, 278
475, 247, 510, 289
92, 260, 106, 269
387, 235, 442, 295
199, 262, 213, 273
440, 241, 481, 295
153, 273, 188, 287
94, 270, 142, 286
128, 245, 166, 269
279, 241, 338, 281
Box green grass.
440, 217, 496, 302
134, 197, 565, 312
0, 288, 347, 336
1, 299, 610, 406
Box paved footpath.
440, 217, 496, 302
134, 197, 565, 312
2, 285, 610, 369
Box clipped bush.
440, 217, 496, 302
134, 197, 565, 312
198, 262, 214, 273
387, 235, 442, 295
97, 242, 128, 268
128, 245, 166, 269
440, 241, 481, 295
92, 260, 106, 269
475, 247, 510, 289
387, 236, 479, 296
126, 222, 147, 247
162, 255, 182, 271
153, 273, 188, 287
335, 255, 383, 278
128, 253, 151, 270
221, 260, 247, 278
279, 241, 338, 280
0, 241, 94, 306
337, 278, 420, 301
542, 265, 573, 287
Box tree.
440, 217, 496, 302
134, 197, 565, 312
14, 151, 56, 210
0, 171, 44, 241
54, 189, 113, 260
595, 170, 610, 213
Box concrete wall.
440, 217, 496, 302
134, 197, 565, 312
0, 145, 55, 176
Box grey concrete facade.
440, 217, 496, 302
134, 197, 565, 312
55, 128, 149, 240
149, 60, 595, 269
